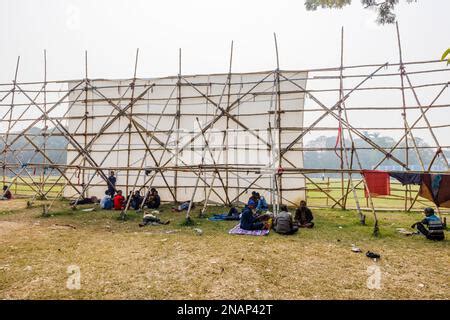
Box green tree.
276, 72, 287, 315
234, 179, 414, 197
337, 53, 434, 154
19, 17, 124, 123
304, 0, 417, 24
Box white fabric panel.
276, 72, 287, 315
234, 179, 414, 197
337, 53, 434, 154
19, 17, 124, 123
64, 70, 307, 205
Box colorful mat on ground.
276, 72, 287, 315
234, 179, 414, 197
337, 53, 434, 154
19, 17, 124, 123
208, 213, 240, 221
228, 224, 269, 236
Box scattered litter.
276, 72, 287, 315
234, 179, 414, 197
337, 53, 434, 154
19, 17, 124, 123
160, 238, 168, 242
366, 251, 381, 260
24, 266, 32, 271
51, 224, 77, 230
165, 230, 178, 234
193, 228, 203, 236
81, 208, 95, 212
338, 226, 343, 229
351, 244, 362, 253
151, 210, 160, 215
418, 283, 425, 288
396, 228, 415, 236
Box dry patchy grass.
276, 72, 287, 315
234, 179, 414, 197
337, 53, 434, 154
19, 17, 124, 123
0, 199, 448, 300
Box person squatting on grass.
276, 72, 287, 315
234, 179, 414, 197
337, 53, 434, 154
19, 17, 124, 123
145, 188, 160, 209
273, 205, 298, 235
255, 192, 268, 213
0, 185, 12, 200
113, 190, 125, 210
411, 207, 445, 241
100, 190, 113, 209
294, 200, 315, 228
128, 190, 143, 210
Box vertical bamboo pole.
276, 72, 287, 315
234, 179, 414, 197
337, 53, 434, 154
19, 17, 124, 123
224, 41, 234, 206
273, 33, 282, 208
175, 48, 182, 202
4, 56, 20, 192
126, 49, 139, 197
82, 50, 89, 199
395, 22, 410, 211
338, 27, 345, 209
41, 50, 47, 195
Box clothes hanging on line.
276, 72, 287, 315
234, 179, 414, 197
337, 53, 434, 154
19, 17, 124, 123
418, 174, 450, 208
389, 172, 422, 185
362, 170, 391, 198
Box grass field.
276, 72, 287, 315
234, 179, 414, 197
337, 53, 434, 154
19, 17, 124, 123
2, 175, 442, 212
0, 199, 448, 300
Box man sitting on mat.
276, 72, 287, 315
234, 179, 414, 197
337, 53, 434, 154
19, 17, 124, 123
240, 203, 270, 231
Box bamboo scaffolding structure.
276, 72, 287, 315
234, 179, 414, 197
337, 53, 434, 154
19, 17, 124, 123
1, 27, 448, 223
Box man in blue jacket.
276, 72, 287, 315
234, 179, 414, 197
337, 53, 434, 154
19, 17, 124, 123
411, 207, 445, 241
240, 203, 267, 231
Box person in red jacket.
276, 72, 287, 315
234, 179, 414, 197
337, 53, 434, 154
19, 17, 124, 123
113, 190, 125, 210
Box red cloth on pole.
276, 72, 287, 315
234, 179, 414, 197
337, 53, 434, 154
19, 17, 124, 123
362, 170, 391, 198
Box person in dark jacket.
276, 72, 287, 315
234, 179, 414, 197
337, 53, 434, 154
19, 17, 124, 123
273, 205, 298, 235
146, 188, 161, 209
240, 203, 268, 231
130, 190, 143, 210
411, 207, 445, 241
1, 185, 12, 200
294, 200, 314, 228
107, 171, 117, 197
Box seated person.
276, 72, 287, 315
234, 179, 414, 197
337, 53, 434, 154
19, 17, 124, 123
294, 200, 314, 228
70, 196, 98, 206
139, 211, 170, 227
146, 188, 161, 209
248, 191, 257, 206
0, 185, 12, 200
172, 200, 194, 212
130, 190, 143, 210
240, 203, 269, 231
255, 193, 268, 212
222, 206, 240, 220
411, 207, 445, 241
273, 205, 298, 235
100, 190, 113, 210
113, 190, 125, 210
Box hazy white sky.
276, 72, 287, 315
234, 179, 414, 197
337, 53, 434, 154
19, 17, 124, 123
0, 0, 449, 149
1, 0, 448, 80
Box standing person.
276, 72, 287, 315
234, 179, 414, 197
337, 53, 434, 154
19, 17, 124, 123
294, 200, 315, 228
107, 171, 117, 197
0, 186, 12, 200
411, 207, 445, 241
273, 205, 298, 235
113, 190, 125, 210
